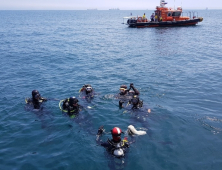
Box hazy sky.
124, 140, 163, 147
0, 0, 221, 10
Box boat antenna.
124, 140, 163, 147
174, 0, 175, 9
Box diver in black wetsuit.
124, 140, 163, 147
79, 84, 95, 98
96, 126, 130, 158
118, 83, 140, 107
129, 95, 143, 109
62, 97, 82, 116
26, 90, 47, 109
120, 94, 151, 113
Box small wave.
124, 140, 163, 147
197, 116, 222, 134
102, 94, 115, 100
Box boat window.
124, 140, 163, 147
167, 12, 171, 16
172, 12, 181, 16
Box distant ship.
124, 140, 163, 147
109, 8, 120, 10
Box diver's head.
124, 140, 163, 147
86, 86, 92, 93
131, 95, 139, 106
128, 90, 135, 96
119, 85, 127, 95
32, 90, 39, 98
34, 93, 40, 100
69, 97, 78, 105
111, 127, 123, 142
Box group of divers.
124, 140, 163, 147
26, 83, 151, 158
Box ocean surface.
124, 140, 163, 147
0, 9, 222, 170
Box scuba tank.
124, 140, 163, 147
108, 139, 125, 157
113, 143, 124, 157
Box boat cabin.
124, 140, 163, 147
155, 0, 189, 22
155, 6, 189, 22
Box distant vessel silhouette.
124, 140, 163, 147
109, 8, 120, 10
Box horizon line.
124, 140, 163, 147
0, 8, 221, 10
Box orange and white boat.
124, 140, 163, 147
125, 0, 203, 27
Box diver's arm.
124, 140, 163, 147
126, 86, 131, 92
62, 99, 68, 109
124, 141, 130, 148
134, 88, 140, 95
96, 125, 104, 139
125, 88, 130, 93
40, 97, 47, 102
26, 98, 32, 104
79, 85, 85, 93
130, 83, 140, 95
78, 104, 83, 109
96, 126, 110, 147
119, 100, 124, 108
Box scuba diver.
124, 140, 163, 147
97, 126, 129, 158
96, 125, 147, 158
60, 96, 83, 117
118, 83, 140, 108
129, 95, 143, 109
79, 84, 95, 99
26, 90, 47, 109
119, 95, 151, 113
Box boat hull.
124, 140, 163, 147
127, 18, 203, 28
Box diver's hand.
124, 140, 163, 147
130, 83, 134, 88
97, 125, 104, 136
119, 100, 124, 108
41, 98, 47, 102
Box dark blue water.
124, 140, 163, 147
0, 10, 222, 170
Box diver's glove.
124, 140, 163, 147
130, 83, 134, 88
97, 125, 104, 136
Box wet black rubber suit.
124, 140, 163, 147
62, 97, 82, 116
26, 90, 47, 109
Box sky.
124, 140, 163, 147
0, 0, 221, 10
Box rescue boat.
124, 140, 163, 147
125, 0, 203, 28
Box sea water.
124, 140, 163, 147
0, 10, 222, 170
